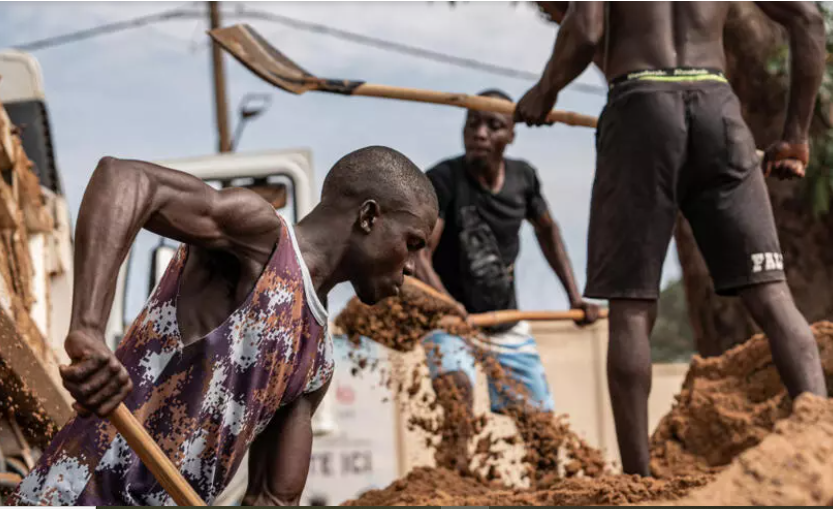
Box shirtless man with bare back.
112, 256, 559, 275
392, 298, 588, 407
514, 2, 827, 476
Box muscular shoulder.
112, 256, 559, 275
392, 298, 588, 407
214, 187, 282, 236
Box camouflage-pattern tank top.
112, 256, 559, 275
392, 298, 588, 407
9, 217, 333, 505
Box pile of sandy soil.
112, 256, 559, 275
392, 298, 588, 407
660, 394, 833, 506
344, 466, 708, 506
343, 318, 833, 506
349, 393, 833, 507
650, 321, 833, 478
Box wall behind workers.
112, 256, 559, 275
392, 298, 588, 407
0, 2, 682, 324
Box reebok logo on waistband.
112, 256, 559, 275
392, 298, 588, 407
626, 68, 721, 80
610, 67, 728, 87
751, 252, 783, 273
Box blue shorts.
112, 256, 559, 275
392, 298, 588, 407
422, 321, 555, 413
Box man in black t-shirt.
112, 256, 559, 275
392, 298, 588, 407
414, 89, 600, 472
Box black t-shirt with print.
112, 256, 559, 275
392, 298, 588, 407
427, 155, 549, 315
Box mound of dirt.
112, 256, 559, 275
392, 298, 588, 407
649, 321, 833, 478
345, 466, 709, 506
659, 394, 833, 506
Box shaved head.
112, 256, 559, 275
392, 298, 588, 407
321, 146, 437, 215
318, 146, 438, 305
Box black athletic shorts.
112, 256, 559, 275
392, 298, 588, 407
585, 69, 785, 300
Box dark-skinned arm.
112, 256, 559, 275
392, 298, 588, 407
515, 1, 605, 125
413, 219, 467, 316
530, 211, 600, 326
754, 1, 826, 178
61, 157, 281, 418
242, 379, 331, 506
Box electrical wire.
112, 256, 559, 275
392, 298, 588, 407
10, 3, 202, 52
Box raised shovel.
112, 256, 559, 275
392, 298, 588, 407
207, 24, 598, 128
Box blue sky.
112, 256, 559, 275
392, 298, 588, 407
1, 1, 680, 321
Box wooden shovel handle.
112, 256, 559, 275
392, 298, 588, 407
353, 83, 599, 128
403, 276, 461, 309
109, 404, 206, 506
404, 277, 608, 327
468, 309, 609, 327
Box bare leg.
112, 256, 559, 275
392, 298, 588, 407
739, 281, 827, 398
608, 299, 657, 477
432, 371, 475, 475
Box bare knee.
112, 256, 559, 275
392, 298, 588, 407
608, 300, 656, 386
609, 299, 658, 334
608, 345, 652, 386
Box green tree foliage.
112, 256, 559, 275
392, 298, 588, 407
651, 279, 696, 363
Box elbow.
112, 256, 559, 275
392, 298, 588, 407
89, 156, 154, 202
578, 21, 604, 49
565, 23, 602, 54
567, 5, 604, 49
801, 4, 824, 33
92, 156, 127, 181
806, 15, 825, 49
791, 5, 825, 43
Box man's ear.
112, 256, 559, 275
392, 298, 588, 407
358, 199, 380, 234
507, 124, 516, 145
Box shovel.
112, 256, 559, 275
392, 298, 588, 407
208, 24, 598, 128
403, 276, 608, 327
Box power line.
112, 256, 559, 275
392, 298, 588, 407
230, 7, 607, 96
7, 3, 607, 96
11, 4, 202, 52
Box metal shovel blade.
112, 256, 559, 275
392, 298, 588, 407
208, 24, 317, 95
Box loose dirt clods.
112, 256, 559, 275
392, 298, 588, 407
338, 286, 833, 507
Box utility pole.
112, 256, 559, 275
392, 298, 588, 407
208, 1, 232, 153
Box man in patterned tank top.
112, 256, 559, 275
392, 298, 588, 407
9, 146, 438, 506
